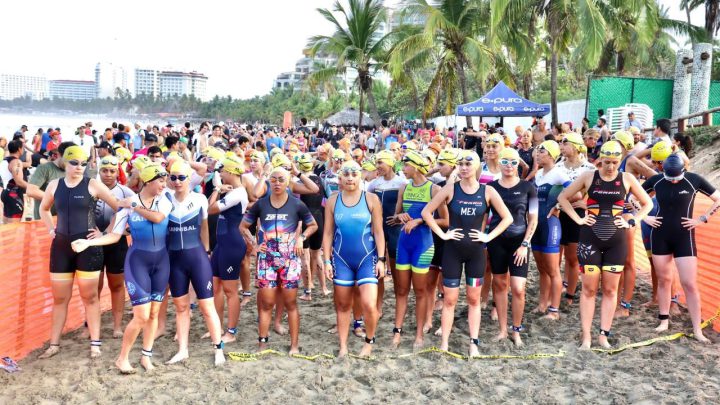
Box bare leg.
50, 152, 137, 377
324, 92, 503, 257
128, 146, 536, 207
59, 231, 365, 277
299, 248, 312, 301
510, 276, 527, 347
492, 272, 509, 341
221, 279, 240, 343
78, 275, 102, 357
563, 243, 579, 304
140, 300, 163, 371
334, 286, 353, 357
439, 287, 459, 351
424, 267, 441, 333
392, 268, 411, 348
653, 254, 674, 333
196, 297, 226, 365
166, 295, 191, 364
579, 271, 600, 349
155, 289, 169, 339
598, 272, 621, 348
358, 283, 379, 357
617, 227, 636, 317
281, 287, 300, 354
240, 252, 252, 307
411, 271, 429, 349
542, 252, 562, 320
115, 303, 150, 373
273, 299, 287, 336
39, 279, 74, 359
532, 251, 549, 313
466, 285, 482, 357
675, 257, 709, 343
257, 288, 277, 350
107, 273, 126, 337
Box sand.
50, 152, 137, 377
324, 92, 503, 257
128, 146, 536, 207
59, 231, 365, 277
2, 263, 720, 404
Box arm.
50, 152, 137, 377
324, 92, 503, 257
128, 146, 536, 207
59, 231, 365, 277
9, 159, 28, 189
201, 219, 210, 252
240, 220, 258, 251
624, 173, 653, 222
482, 186, 513, 241
321, 194, 337, 270
557, 172, 592, 225
39, 180, 58, 236
188, 160, 207, 177
420, 183, 454, 239
132, 197, 169, 224
432, 184, 449, 228
627, 156, 656, 179
253, 178, 268, 200
367, 193, 386, 255
89, 179, 119, 212
290, 172, 320, 195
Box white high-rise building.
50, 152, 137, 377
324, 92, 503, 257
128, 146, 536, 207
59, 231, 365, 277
95, 62, 131, 98
48, 80, 96, 101
135, 69, 158, 97
0, 74, 48, 100
157, 71, 207, 100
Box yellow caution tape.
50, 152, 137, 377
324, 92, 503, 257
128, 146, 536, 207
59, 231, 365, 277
592, 307, 720, 355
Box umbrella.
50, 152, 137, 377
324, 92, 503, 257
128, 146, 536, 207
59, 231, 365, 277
325, 108, 375, 127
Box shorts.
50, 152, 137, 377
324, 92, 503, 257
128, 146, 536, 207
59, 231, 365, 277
577, 223, 626, 274
211, 239, 248, 281
488, 234, 528, 278
102, 236, 128, 274
124, 247, 170, 306
396, 227, 434, 273
170, 246, 214, 300
650, 226, 696, 258
559, 209, 583, 245
1, 187, 24, 219
641, 221, 652, 256
383, 224, 401, 259
256, 238, 300, 289
430, 232, 444, 268
332, 251, 378, 287
441, 240, 486, 288
49, 233, 103, 280
303, 210, 324, 250
531, 215, 561, 254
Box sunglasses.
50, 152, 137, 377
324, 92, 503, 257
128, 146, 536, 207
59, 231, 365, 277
499, 159, 519, 167
170, 175, 188, 182
269, 176, 287, 183
332, 158, 344, 162
67, 160, 88, 167
100, 158, 117, 166
600, 151, 622, 157
341, 169, 361, 177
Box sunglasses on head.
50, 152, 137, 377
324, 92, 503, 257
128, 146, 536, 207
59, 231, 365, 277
67, 160, 88, 167
499, 158, 519, 167
170, 175, 188, 182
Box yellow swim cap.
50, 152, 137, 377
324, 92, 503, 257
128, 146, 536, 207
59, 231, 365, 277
402, 149, 430, 174
296, 153, 314, 172
271, 153, 292, 169
340, 160, 362, 174
169, 160, 192, 176
485, 133, 504, 145
651, 141, 673, 162
361, 159, 377, 172
498, 147, 520, 161
99, 155, 119, 169
332, 149, 347, 161
63, 145, 88, 161
539, 140, 561, 160
403, 141, 418, 151
599, 140, 623, 158
205, 147, 226, 162
222, 155, 245, 175
458, 150, 481, 169
114, 147, 132, 163
437, 148, 458, 166
269, 167, 290, 184
140, 163, 167, 183
250, 150, 266, 163
132, 155, 152, 171
563, 132, 587, 154
422, 149, 437, 165
611, 130, 634, 150
375, 150, 395, 166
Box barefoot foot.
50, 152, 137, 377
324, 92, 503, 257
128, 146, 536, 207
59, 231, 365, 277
655, 320, 669, 333
165, 350, 189, 365
358, 344, 373, 357
274, 324, 287, 336
115, 358, 136, 375
288, 346, 300, 356
490, 307, 498, 322
221, 332, 237, 343
39, 345, 60, 359
140, 355, 155, 372
214, 349, 226, 366
598, 335, 611, 349
512, 333, 523, 347
90, 346, 102, 359
113, 330, 124, 338
493, 331, 508, 342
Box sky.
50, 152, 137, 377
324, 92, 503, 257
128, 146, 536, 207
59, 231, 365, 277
0, 0, 704, 100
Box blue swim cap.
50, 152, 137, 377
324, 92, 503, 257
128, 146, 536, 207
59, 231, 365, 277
662, 154, 685, 181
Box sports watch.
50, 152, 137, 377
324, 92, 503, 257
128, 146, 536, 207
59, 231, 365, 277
131, 201, 138, 209
521, 241, 530, 248
377, 256, 387, 263
627, 218, 636, 228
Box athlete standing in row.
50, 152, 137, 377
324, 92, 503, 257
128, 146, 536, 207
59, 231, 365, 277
487, 148, 538, 346
422, 150, 513, 356
642, 154, 720, 342
39, 145, 118, 360
166, 160, 225, 366
323, 161, 385, 357
558, 141, 652, 348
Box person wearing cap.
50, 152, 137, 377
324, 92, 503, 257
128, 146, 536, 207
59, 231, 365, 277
0, 139, 30, 222
556, 132, 596, 305
295, 153, 330, 301
361, 158, 378, 182
421, 149, 512, 356
641, 154, 720, 343
166, 160, 226, 366
389, 149, 449, 349
46, 130, 61, 154
582, 128, 602, 163
37, 145, 119, 360
240, 167, 318, 354
366, 150, 407, 323
243, 150, 266, 203
558, 141, 653, 349
627, 126, 647, 155
71, 163, 173, 373
72, 126, 95, 158
423, 148, 458, 331
531, 140, 572, 320
322, 161, 385, 357
130, 133, 159, 162
351, 148, 364, 165
485, 148, 538, 346
253, 153, 320, 200
623, 112, 643, 132
207, 155, 250, 344
319, 149, 347, 200
607, 130, 656, 318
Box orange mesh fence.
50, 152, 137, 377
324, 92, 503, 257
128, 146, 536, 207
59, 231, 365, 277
0, 221, 114, 361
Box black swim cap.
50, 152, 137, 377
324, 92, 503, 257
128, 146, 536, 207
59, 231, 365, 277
662, 154, 685, 180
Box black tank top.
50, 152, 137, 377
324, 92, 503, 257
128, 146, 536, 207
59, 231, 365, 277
586, 171, 625, 241
54, 177, 97, 236
299, 173, 324, 215
448, 182, 487, 243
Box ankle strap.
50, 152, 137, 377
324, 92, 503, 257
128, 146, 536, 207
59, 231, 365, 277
620, 300, 632, 310
470, 338, 480, 346
364, 336, 375, 344
547, 306, 559, 313
214, 341, 225, 350
658, 313, 670, 320
599, 329, 612, 337
141, 349, 153, 357
392, 327, 403, 335
511, 325, 524, 333
227, 328, 237, 335
90, 340, 102, 347
258, 336, 269, 343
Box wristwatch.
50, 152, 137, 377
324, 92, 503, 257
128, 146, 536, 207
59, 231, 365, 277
131, 201, 138, 209
377, 256, 387, 263
300, 234, 307, 240
627, 218, 636, 228
699, 215, 709, 223
521, 241, 530, 248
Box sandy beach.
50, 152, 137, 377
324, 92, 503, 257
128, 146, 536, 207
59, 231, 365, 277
2, 262, 719, 404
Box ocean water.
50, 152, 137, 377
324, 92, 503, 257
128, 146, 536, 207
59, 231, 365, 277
0, 112, 165, 140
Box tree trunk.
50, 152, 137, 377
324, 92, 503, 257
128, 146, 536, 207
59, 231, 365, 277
616, 51, 626, 75
596, 40, 615, 74
358, 87, 365, 130
404, 67, 420, 114
550, 50, 559, 125
456, 58, 473, 129
686, 4, 695, 45
706, 0, 719, 40
364, 78, 382, 127
523, 72, 532, 99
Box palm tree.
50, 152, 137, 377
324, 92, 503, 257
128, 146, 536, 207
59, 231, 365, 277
305, 0, 392, 128
389, 0, 500, 128
680, 0, 719, 40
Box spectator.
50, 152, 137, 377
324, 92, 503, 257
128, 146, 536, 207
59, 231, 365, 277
624, 112, 643, 131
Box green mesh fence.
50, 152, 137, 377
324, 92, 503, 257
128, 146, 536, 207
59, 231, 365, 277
587, 76, 720, 126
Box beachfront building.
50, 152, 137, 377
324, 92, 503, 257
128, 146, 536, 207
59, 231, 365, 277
48, 80, 96, 101
135, 69, 158, 97
95, 62, 131, 99
0, 74, 48, 101
157, 71, 208, 101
